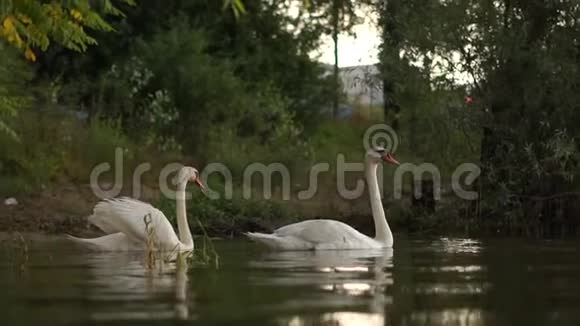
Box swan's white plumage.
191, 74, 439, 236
88, 197, 182, 251
66, 233, 141, 251
67, 166, 200, 253
246, 149, 397, 251
246, 220, 384, 250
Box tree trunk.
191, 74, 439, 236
381, 0, 401, 130
332, 0, 340, 119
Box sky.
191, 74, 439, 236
312, 13, 381, 68
310, 14, 473, 85
308, 9, 472, 84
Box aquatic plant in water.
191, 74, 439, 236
143, 213, 219, 269
0, 232, 29, 273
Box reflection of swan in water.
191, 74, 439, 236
82, 253, 190, 321
250, 249, 394, 326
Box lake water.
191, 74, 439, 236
1, 235, 580, 325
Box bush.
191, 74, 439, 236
0, 110, 70, 189
0, 109, 139, 195
64, 117, 136, 181
155, 190, 296, 236
0, 43, 32, 139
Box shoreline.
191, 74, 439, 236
0, 181, 365, 238
5, 182, 577, 240
0, 183, 100, 237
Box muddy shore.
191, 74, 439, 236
0, 183, 101, 237
0, 181, 382, 238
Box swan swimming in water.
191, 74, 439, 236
246, 147, 399, 250
67, 166, 204, 253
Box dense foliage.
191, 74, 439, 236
0, 0, 135, 60
0, 0, 339, 223
371, 0, 580, 236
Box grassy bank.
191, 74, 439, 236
0, 109, 394, 236
0, 106, 485, 238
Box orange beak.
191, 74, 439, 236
193, 175, 206, 191
382, 153, 400, 165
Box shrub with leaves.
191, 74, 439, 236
0, 43, 31, 138
0, 0, 134, 61
100, 56, 180, 151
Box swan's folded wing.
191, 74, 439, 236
274, 219, 365, 244
88, 213, 118, 234
89, 197, 180, 250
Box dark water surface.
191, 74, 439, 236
1, 235, 580, 325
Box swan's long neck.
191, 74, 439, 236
176, 182, 194, 249
365, 159, 393, 247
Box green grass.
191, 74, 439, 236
0, 92, 484, 237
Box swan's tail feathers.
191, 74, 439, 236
65, 233, 130, 251
65, 234, 87, 243
245, 232, 280, 246
245, 232, 275, 240
245, 232, 311, 250
65, 234, 101, 250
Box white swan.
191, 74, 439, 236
245, 148, 399, 250
67, 166, 204, 252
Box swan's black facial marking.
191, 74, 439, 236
374, 147, 386, 154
